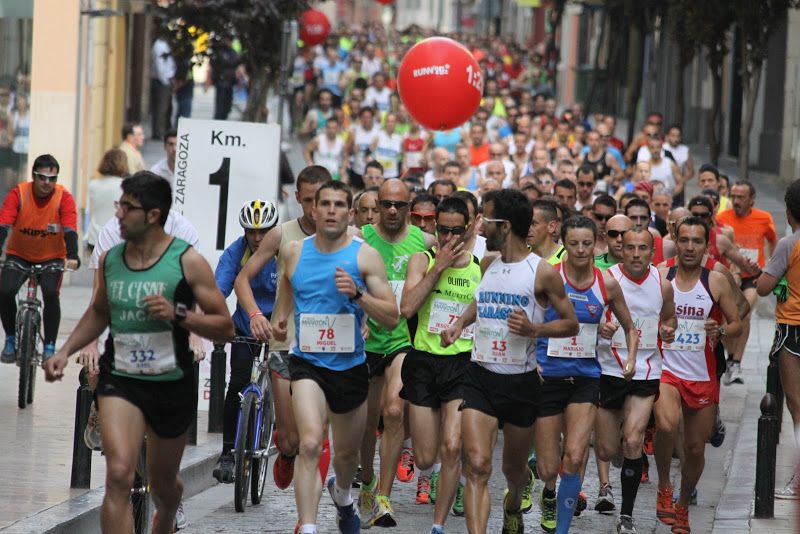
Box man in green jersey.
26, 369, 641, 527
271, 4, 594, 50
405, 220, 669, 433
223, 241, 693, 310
359, 178, 435, 527
44, 172, 234, 534
595, 214, 632, 271
399, 197, 481, 534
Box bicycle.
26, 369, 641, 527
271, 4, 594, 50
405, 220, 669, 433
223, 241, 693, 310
3, 259, 66, 409
230, 336, 276, 513
131, 442, 150, 534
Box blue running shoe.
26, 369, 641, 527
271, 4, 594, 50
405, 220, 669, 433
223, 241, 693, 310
327, 476, 360, 533
1, 336, 15, 364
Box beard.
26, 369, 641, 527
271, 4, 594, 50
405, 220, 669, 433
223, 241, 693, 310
485, 230, 505, 252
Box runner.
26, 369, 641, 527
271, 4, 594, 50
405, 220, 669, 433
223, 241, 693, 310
757, 179, 800, 498
595, 214, 632, 271
354, 188, 380, 228
410, 193, 439, 236
346, 106, 380, 190
304, 116, 346, 181
234, 165, 332, 491
399, 197, 481, 534
686, 196, 756, 275
653, 216, 743, 534
534, 215, 639, 534
624, 198, 676, 264
441, 188, 579, 534
595, 228, 677, 534
591, 194, 618, 257
270, 180, 399, 534
359, 179, 435, 528
714, 182, 776, 384
43, 172, 235, 534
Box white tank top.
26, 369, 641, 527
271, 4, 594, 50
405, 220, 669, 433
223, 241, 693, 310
661, 271, 716, 381
472, 253, 544, 374
314, 135, 344, 178
351, 125, 379, 175
374, 131, 402, 179
649, 157, 676, 193
597, 264, 664, 380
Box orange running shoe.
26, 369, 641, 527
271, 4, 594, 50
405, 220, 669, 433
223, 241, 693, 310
318, 438, 331, 483
657, 486, 676, 525
672, 503, 690, 533
273, 452, 296, 490
396, 447, 415, 483
643, 426, 655, 456
416, 474, 431, 504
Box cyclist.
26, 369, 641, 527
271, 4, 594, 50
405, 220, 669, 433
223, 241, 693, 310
44, 172, 234, 534
0, 154, 80, 364
212, 199, 279, 483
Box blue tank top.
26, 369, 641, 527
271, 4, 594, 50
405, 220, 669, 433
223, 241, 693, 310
290, 236, 366, 371
433, 129, 461, 156
536, 265, 607, 378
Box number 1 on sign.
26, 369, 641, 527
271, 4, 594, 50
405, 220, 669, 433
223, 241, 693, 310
209, 157, 230, 250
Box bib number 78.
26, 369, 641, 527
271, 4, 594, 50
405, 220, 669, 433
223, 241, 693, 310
319, 328, 335, 340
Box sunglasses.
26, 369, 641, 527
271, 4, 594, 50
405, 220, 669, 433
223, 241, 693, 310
592, 212, 613, 222
482, 217, 508, 226
628, 214, 649, 221
607, 229, 627, 239
691, 211, 712, 219
33, 172, 58, 183
411, 212, 436, 220
437, 225, 467, 236
379, 200, 409, 210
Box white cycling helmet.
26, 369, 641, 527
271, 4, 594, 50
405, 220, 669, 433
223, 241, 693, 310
238, 199, 279, 230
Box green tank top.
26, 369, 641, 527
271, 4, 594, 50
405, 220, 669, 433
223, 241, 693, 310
362, 223, 427, 355
414, 250, 481, 355
594, 253, 618, 272
547, 245, 566, 265
104, 238, 194, 381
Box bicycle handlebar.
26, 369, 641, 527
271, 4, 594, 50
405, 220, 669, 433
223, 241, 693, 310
1, 259, 70, 275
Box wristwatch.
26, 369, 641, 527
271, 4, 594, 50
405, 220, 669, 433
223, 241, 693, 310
718, 325, 726, 337
174, 302, 188, 323
351, 285, 365, 301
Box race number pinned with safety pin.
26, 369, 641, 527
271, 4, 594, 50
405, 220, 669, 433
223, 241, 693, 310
298, 313, 356, 353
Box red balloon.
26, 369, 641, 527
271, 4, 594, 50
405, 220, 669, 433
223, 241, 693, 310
375, 0, 394, 4
397, 37, 483, 131
299, 9, 330, 47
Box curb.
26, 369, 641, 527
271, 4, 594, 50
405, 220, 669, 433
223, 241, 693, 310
0, 441, 220, 534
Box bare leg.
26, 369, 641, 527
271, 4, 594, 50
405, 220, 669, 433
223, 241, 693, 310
377, 353, 407, 498
462, 408, 499, 534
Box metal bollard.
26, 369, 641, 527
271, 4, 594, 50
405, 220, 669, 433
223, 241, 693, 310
766, 354, 785, 439
70, 368, 93, 489
187, 361, 199, 446
207, 344, 227, 433
754, 393, 779, 518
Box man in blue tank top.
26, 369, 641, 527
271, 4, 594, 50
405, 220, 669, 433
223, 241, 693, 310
270, 181, 399, 534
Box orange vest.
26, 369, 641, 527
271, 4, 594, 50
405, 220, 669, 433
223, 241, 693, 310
6, 182, 67, 262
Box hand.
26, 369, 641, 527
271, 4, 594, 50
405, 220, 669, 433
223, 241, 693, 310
65, 259, 79, 271
742, 257, 761, 275
441, 324, 463, 348
507, 309, 538, 338
704, 318, 720, 340
623, 359, 636, 381
143, 295, 176, 321
189, 333, 206, 362
271, 318, 287, 342
335, 267, 358, 298
659, 324, 675, 344
433, 236, 465, 273
598, 321, 619, 340
44, 352, 68, 382
251, 314, 274, 342
77, 340, 101, 375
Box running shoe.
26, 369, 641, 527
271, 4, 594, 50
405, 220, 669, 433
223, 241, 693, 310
212, 451, 235, 484
431, 527, 444, 534
416, 474, 432, 504
273, 452, 296, 490
0, 336, 15, 364
594, 483, 616, 513
372, 494, 397, 527
501, 493, 524, 534
657, 486, 676, 525
397, 448, 415, 483
641, 455, 650, 483
643, 426, 655, 456
452, 482, 465, 516
539, 489, 556, 533
528, 449, 539, 479
174, 501, 188, 530
672, 503, 690, 533
617, 514, 636, 534
708, 413, 726, 447
521, 467, 535, 513
327, 476, 360, 534
574, 491, 587, 516
352, 465, 362, 489
358, 477, 377, 528
430, 470, 439, 504
83, 403, 103, 451
775, 473, 799, 499
672, 488, 698, 505
722, 361, 744, 385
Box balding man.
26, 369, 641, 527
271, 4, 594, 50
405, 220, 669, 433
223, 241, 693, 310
531, 147, 551, 171
479, 143, 517, 187
423, 148, 450, 189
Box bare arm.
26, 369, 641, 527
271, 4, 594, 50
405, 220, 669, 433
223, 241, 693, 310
684, 153, 695, 183
401, 248, 450, 318
303, 137, 318, 165
717, 233, 760, 275
269, 240, 299, 341
756, 272, 780, 297
710, 270, 743, 340
532, 262, 579, 338
714, 261, 751, 316
659, 279, 677, 339
353, 245, 400, 330
671, 162, 685, 195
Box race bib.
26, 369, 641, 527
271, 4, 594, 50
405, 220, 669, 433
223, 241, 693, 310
427, 299, 473, 340
404, 152, 423, 169
473, 325, 527, 365
114, 331, 176, 375
740, 248, 759, 263
389, 280, 405, 309
662, 319, 706, 351
298, 313, 356, 353
611, 317, 659, 350
547, 323, 599, 358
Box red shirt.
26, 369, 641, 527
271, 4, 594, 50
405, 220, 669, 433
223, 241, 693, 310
469, 143, 490, 167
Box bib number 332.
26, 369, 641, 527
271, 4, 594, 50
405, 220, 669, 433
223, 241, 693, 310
114, 331, 176, 375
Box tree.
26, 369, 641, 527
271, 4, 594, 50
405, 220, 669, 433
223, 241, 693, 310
667, 0, 699, 127
158, 0, 315, 123
733, 0, 799, 178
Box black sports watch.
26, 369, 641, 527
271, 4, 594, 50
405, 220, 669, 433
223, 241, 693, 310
174, 302, 188, 323
351, 285, 365, 301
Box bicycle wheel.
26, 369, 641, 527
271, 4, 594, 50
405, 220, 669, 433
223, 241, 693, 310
16, 309, 37, 409
251, 381, 275, 505
234, 392, 257, 513
131, 443, 150, 534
